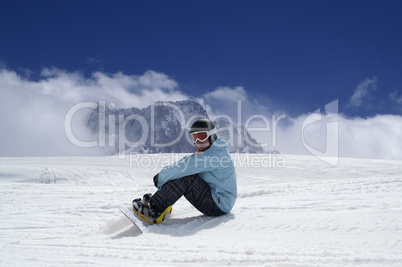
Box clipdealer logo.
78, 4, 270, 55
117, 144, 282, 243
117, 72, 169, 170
64, 99, 339, 166
63, 100, 287, 157
301, 100, 339, 166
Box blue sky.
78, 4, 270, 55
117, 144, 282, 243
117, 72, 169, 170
1, 0, 401, 116
1, 1, 402, 158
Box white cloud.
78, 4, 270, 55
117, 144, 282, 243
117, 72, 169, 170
0, 68, 188, 156
203, 86, 248, 102
86, 57, 103, 64
347, 76, 377, 108
389, 89, 402, 105
338, 114, 402, 159
1, 66, 401, 160
273, 112, 402, 160
37, 68, 184, 108
200, 86, 270, 126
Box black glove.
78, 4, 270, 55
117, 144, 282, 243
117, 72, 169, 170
153, 174, 159, 188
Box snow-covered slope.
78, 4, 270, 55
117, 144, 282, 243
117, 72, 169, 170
1, 155, 402, 266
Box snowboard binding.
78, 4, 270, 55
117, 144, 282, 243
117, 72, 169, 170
132, 193, 172, 225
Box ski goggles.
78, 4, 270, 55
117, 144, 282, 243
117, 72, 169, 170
191, 128, 217, 143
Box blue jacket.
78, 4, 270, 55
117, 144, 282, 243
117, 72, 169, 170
157, 137, 237, 213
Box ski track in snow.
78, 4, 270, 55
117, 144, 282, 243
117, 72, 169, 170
1, 155, 402, 266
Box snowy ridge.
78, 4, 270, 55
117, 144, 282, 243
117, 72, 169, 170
1, 155, 402, 266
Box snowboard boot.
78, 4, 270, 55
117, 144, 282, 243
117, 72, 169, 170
132, 194, 172, 225
142, 193, 172, 215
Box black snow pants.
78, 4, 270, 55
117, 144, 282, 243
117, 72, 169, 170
150, 174, 226, 217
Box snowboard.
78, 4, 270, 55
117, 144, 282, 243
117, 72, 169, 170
119, 206, 147, 234
120, 205, 173, 233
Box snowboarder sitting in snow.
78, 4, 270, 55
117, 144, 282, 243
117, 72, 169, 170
132, 119, 237, 224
